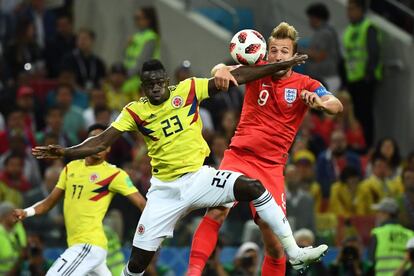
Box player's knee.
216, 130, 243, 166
205, 208, 229, 224
247, 179, 266, 200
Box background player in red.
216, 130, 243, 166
188, 22, 343, 276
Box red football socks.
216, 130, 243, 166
187, 216, 221, 275
261, 254, 286, 276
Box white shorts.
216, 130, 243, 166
46, 243, 111, 276
133, 166, 241, 251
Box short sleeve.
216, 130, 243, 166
111, 103, 138, 132
55, 166, 67, 190
193, 78, 209, 102
109, 170, 138, 196
306, 77, 332, 97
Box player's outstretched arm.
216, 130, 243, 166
32, 126, 123, 160
207, 54, 307, 95
13, 187, 64, 220
127, 192, 147, 212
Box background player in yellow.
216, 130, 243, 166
32, 58, 329, 276
13, 124, 146, 276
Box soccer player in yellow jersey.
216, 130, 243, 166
14, 124, 146, 276
32, 58, 328, 276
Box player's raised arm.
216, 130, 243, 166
32, 126, 123, 160
207, 54, 308, 94
13, 187, 64, 220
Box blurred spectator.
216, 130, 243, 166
356, 156, 404, 215
60, 28, 106, 89
45, 14, 76, 77
330, 236, 374, 276
394, 237, 414, 276
21, 233, 53, 275
397, 167, 414, 231
293, 150, 322, 213
46, 69, 89, 110
303, 3, 341, 91
334, 91, 366, 153
83, 88, 118, 128
369, 198, 414, 275
0, 153, 33, 194
0, 201, 27, 275
0, 165, 24, 208
316, 129, 362, 198
294, 112, 326, 157
4, 18, 45, 79
286, 228, 328, 275
202, 238, 228, 276
329, 166, 361, 218
0, 131, 42, 187
174, 60, 192, 84
285, 164, 315, 232
23, 165, 65, 246
218, 110, 239, 143
0, 4, 12, 55
15, 85, 42, 133
124, 6, 160, 93
36, 107, 71, 147
102, 62, 136, 112
18, 0, 56, 49
228, 242, 260, 276
407, 151, 414, 170
366, 137, 402, 179
0, 109, 36, 154
343, 0, 382, 147
205, 134, 228, 169
55, 83, 85, 144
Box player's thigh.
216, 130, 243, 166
88, 262, 111, 276
132, 188, 187, 251
185, 166, 242, 209
47, 244, 104, 276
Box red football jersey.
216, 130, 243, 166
230, 71, 326, 165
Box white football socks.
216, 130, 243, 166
121, 264, 144, 276
252, 190, 300, 258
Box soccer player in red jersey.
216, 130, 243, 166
188, 22, 343, 276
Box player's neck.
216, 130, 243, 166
84, 158, 105, 166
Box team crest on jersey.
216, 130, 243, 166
137, 224, 145, 235
171, 96, 183, 108
89, 173, 99, 182
284, 88, 297, 103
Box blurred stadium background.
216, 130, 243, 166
1, 0, 414, 275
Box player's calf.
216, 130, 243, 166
122, 246, 155, 276
233, 175, 328, 269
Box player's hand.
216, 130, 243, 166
32, 145, 65, 159
301, 90, 325, 110
214, 67, 239, 90
13, 209, 27, 221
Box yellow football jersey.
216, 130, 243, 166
56, 159, 138, 249
111, 78, 211, 181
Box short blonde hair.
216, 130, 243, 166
269, 22, 299, 52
